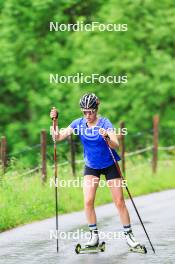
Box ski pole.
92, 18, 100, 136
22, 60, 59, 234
52, 107, 59, 253
104, 138, 156, 254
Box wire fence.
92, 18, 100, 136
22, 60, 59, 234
0, 115, 175, 181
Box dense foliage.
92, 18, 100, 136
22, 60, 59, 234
0, 0, 175, 154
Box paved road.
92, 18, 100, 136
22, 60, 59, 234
0, 190, 175, 264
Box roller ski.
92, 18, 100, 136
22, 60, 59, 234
125, 230, 147, 254
75, 230, 105, 254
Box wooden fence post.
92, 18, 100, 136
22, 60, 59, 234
68, 134, 76, 176
119, 121, 126, 176
1, 136, 7, 174
152, 115, 159, 174
41, 130, 47, 183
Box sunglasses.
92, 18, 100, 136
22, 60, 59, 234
81, 109, 96, 115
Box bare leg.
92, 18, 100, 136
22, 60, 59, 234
83, 175, 99, 224
108, 178, 130, 225
108, 178, 141, 248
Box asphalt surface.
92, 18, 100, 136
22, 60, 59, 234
0, 189, 175, 264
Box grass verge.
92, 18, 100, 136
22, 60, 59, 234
0, 159, 175, 232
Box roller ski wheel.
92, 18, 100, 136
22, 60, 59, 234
75, 244, 81, 254
129, 244, 147, 254
99, 241, 106, 252
75, 242, 106, 254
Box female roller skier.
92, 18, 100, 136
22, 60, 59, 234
50, 93, 141, 249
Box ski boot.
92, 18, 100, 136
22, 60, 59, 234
75, 230, 105, 254
85, 230, 99, 247
124, 230, 147, 254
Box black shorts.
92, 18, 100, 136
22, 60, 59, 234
84, 163, 121, 181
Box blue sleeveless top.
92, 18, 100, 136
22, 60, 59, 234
69, 117, 121, 169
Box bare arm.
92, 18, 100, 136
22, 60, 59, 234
55, 126, 73, 142
106, 130, 119, 149
50, 108, 73, 142
99, 128, 119, 149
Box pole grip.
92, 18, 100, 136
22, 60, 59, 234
52, 107, 58, 131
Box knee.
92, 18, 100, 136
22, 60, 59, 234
84, 197, 94, 209
115, 198, 126, 210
